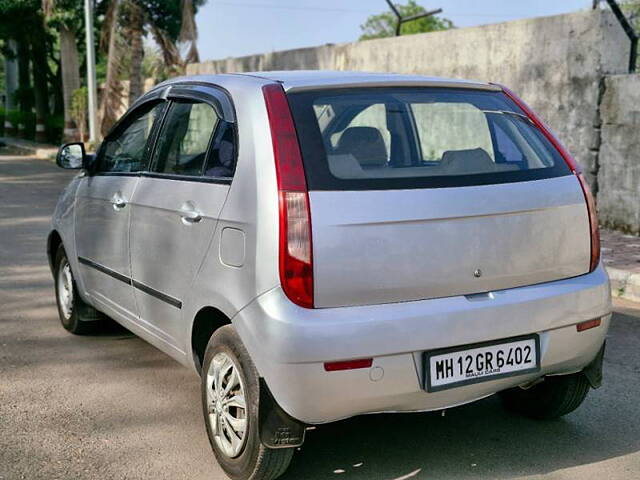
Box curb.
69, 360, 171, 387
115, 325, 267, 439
606, 266, 640, 303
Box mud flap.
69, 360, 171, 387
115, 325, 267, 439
259, 379, 307, 448
583, 341, 605, 389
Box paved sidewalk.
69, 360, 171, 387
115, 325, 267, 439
0, 136, 59, 160
601, 229, 640, 303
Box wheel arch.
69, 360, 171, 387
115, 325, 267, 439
47, 230, 63, 273
191, 306, 232, 374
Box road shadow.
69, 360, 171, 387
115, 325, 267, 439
2, 155, 639, 480
283, 314, 640, 480
284, 397, 637, 480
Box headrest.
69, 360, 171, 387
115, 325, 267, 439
440, 148, 495, 175
327, 154, 366, 179
336, 127, 387, 167
218, 140, 234, 167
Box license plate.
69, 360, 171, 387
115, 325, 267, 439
424, 335, 540, 392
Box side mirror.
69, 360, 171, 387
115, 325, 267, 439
56, 142, 86, 169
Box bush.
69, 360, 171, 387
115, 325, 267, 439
5, 110, 35, 139
0, 106, 4, 137
6, 110, 21, 131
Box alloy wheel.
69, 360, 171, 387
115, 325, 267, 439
206, 351, 248, 458
57, 260, 74, 320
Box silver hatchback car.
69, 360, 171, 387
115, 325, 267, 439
49, 71, 611, 480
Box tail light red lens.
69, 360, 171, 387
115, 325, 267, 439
263, 84, 314, 308
576, 172, 601, 272
498, 84, 601, 272
279, 191, 313, 308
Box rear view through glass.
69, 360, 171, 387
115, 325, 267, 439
287, 88, 571, 190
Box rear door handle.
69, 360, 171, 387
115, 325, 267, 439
179, 202, 202, 224
111, 192, 127, 210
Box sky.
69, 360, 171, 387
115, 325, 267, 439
195, 0, 593, 61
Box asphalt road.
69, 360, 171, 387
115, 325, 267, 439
1, 152, 639, 480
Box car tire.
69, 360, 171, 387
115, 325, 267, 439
54, 245, 103, 335
201, 325, 294, 480
499, 373, 591, 420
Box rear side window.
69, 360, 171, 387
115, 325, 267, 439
287, 88, 571, 190
151, 101, 219, 177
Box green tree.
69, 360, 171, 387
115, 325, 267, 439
360, 1, 453, 41
0, 0, 53, 139
142, 44, 170, 83
621, 0, 640, 22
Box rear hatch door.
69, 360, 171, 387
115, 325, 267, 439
288, 86, 591, 308
309, 177, 589, 307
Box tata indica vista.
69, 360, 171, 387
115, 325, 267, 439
49, 71, 611, 480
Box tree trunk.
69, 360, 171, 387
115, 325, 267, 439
31, 25, 50, 143
179, 0, 200, 64
3, 40, 18, 137
51, 60, 64, 117
16, 38, 33, 138
99, 0, 123, 137
60, 26, 81, 141
16, 39, 33, 111
128, 2, 144, 106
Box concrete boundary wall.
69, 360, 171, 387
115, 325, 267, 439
598, 74, 640, 234
188, 10, 639, 231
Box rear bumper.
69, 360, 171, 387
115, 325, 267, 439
233, 265, 611, 424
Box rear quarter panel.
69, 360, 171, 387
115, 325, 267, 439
180, 77, 282, 363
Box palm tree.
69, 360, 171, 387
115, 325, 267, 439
125, 1, 144, 105
99, 0, 124, 136
99, 0, 204, 136
179, 0, 200, 65
43, 0, 82, 141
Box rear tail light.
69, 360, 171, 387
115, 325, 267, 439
498, 84, 601, 272
263, 84, 314, 308
576, 172, 601, 272
279, 191, 313, 307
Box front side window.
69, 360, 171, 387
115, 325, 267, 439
98, 102, 164, 173
151, 101, 219, 177
288, 88, 571, 190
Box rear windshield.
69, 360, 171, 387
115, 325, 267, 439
287, 87, 571, 190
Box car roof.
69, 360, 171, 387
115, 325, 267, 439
156, 70, 500, 93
